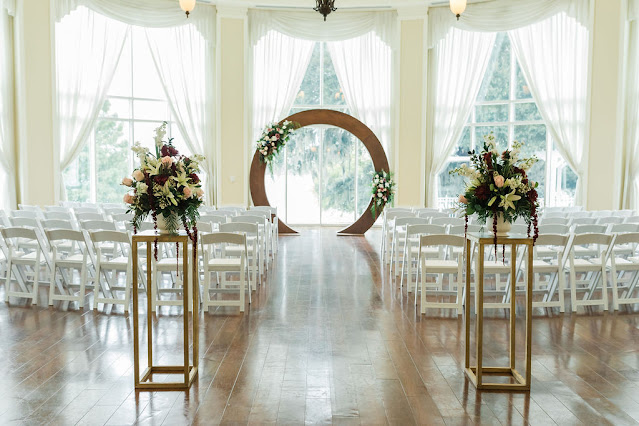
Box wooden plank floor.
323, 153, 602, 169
1, 228, 639, 425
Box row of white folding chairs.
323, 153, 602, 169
0, 225, 260, 313
539, 215, 639, 226
542, 209, 635, 219
407, 230, 639, 315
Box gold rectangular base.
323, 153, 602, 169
465, 367, 529, 391
136, 365, 198, 391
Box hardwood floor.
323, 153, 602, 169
2, 227, 639, 425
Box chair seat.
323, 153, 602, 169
99, 256, 129, 268
531, 259, 560, 272
206, 258, 242, 270
423, 259, 460, 273
569, 258, 604, 271
54, 253, 85, 265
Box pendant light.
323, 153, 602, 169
450, 0, 466, 20
179, 0, 196, 18
314, 0, 337, 21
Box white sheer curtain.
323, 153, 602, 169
54, 5, 129, 197
425, 28, 496, 205
623, 3, 639, 208
0, 2, 16, 210
509, 11, 590, 204
145, 24, 216, 203
251, 30, 314, 139
327, 32, 392, 152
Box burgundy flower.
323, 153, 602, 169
154, 175, 169, 186
475, 184, 490, 201
189, 173, 200, 183
161, 145, 179, 157
527, 189, 538, 203
483, 152, 493, 169
513, 167, 527, 178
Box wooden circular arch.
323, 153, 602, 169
250, 109, 390, 235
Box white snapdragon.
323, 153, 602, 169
154, 122, 167, 148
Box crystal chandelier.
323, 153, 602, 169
314, 0, 336, 21
450, 0, 467, 21
179, 0, 196, 18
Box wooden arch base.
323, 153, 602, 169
250, 109, 390, 235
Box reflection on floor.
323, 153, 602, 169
1, 228, 639, 424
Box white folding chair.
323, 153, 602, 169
390, 217, 430, 280
201, 232, 248, 312
231, 215, 269, 273
76, 212, 105, 222
41, 219, 74, 231
1, 227, 49, 305
528, 234, 569, 312
539, 224, 570, 235
625, 216, 639, 224
417, 234, 465, 314
251, 206, 279, 254
597, 216, 625, 226
431, 217, 465, 227
571, 217, 598, 226
220, 222, 260, 290
90, 230, 134, 312
400, 224, 446, 291
242, 210, 276, 258
10, 210, 39, 220
382, 211, 415, 262
540, 217, 569, 226
609, 233, 639, 310
151, 237, 195, 313
46, 229, 90, 309
567, 233, 613, 312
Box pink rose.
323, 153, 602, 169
183, 187, 192, 198
122, 177, 133, 187
196, 188, 204, 198
133, 170, 144, 182
161, 156, 173, 166
459, 195, 468, 204
123, 193, 135, 204
494, 175, 505, 188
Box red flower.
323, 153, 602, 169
527, 189, 538, 203
475, 184, 490, 201
161, 145, 179, 157
189, 173, 200, 184
513, 167, 527, 178
483, 152, 493, 169
154, 175, 169, 186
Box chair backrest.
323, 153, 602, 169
540, 217, 569, 225
419, 234, 465, 248
572, 233, 613, 247
46, 229, 85, 243
90, 230, 131, 244
10, 210, 38, 219
217, 206, 246, 213
1, 226, 38, 241
414, 208, 439, 215
200, 231, 247, 246
112, 213, 133, 222
569, 211, 591, 219
417, 211, 449, 219
81, 220, 118, 231
231, 215, 266, 226
542, 212, 565, 219
199, 205, 217, 214
539, 224, 570, 235
571, 217, 597, 226
10, 217, 39, 228
196, 222, 213, 233
610, 223, 639, 234
202, 212, 234, 219
431, 217, 465, 226
199, 214, 227, 226
509, 224, 529, 234
44, 211, 73, 221
386, 207, 413, 214
591, 210, 613, 218
18, 204, 42, 213
613, 232, 639, 246
386, 212, 414, 221
573, 224, 607, 234
103, 207, 127, 216
44, 206, 70, 213
251, 206, 276, 214
220, 222, 259, 235
76, 212, 104, 222
74, 207, 100, 214
447, 225, 466, 235
535, 233, 569, 248
242, 210, 270, 219
625, 216, 639, 224
123, 222, 155, 232
406, 224, 446, 237
394, 217, 429, 228
596, 216, 625, 225
41, 219, 74, 230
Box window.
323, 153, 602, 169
437, 33, 578, 209
264, 42, 375, 225
63, 26, 187, 203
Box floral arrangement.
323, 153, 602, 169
450, 134, 540, 245
371, 170, 395, 217
122, 122, 205, 259
256, 120, 301, 164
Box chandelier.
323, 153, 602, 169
450, 0, 467, 21
179, 0, 196, 18
314, 0, 336, 21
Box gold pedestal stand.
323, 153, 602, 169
132, 231, 199, 390
464, 232, 533, 391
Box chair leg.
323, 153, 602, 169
79, 264, 87, 309
240, 261, 245, 313
611, 264, 619, 311
570, 266, 578, 313
420, 265, 426, 314
32, 257, 40, 305
601, 265, 608, 311
4, 259, 12, 302
49, 264, 56, 306
558, 269, 566, 313
124, 263, 132, 313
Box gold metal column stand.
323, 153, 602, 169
464, 232, 533, 391
132, 230, 199, 390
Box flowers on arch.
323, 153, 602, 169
256, 120, 301, 164
371, 170, 395, 216
450, 133, 540, 243
122, 122, 205, 241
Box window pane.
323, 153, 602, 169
475, 104, 508, 123
63, 143, 91, 202
322, 43, 346, 106
477, 33, 510, 102
286, 127, 320, 224
454, 127, 471, 156
475, 126, 508, 151
515, 63, 533, 100
100, 98, 130, 120
96, 120, 130, 203
515, 102, 542, 121
294, 42, 320, 106
438, 161, 467, 209
321, 128, 356, 224
514, 124, 546, 205
134, 121, 163, 153
133, 99, 170, 121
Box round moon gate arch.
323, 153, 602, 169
249, 109, 390, 235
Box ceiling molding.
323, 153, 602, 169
203, 0, 439, 11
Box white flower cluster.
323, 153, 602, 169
154, 121, 167, 148
484, 133, 499, 155
373, 171, 393, 206
256, 120, 296, 162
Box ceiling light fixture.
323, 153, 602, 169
450, 0, 466, 21
179, 0, 196, 18
314, 0, 336, 21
